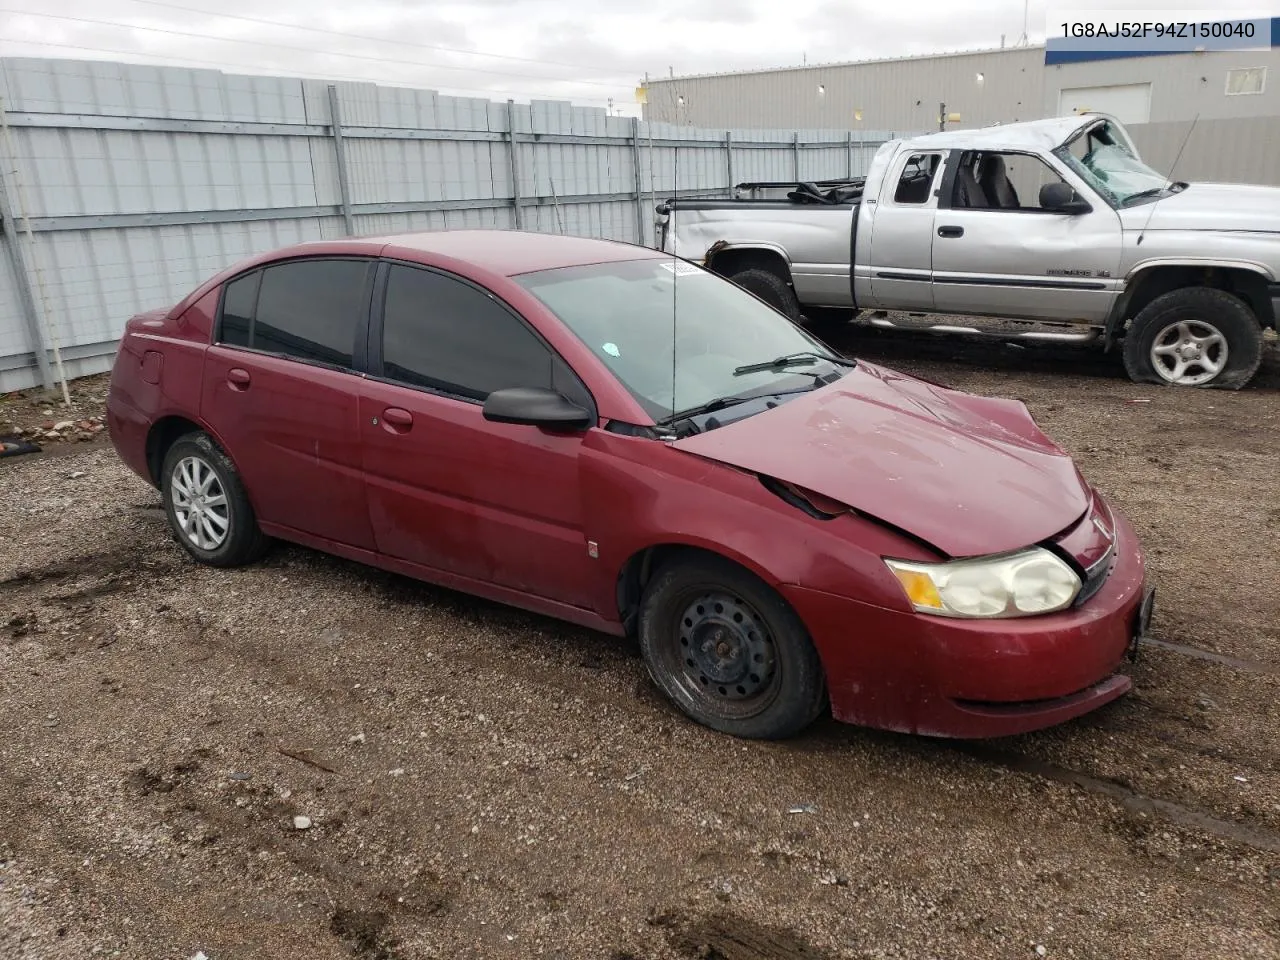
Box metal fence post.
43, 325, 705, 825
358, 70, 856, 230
792, 132, 800, 181
846, 130, 853, 178
326, 85, 355, 236
631, 116, 643, 244
0, 192, 52, 390
508, 100, 524, 230
724, 131, 734, 197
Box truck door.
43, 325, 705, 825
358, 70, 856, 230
865, 149, 946, 311
929, 150, 1123, 323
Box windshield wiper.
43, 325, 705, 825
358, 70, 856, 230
1122, 182, 1185, 206
659, 381, 832, 426
733, 351, 856, 377
658, 394, 755, 425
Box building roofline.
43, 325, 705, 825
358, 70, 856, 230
644, 43, 1046, 84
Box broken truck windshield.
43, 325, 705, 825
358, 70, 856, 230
514, 258, 848, 423
1055, 121, 1170, 208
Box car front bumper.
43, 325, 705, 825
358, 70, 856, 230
783, 510, 1149, 738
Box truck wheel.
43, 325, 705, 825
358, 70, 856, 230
727, 267, 803, 321
637, 554, 827, 740
1123, 288, 1263, 389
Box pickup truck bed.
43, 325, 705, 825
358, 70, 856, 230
658, 180, 866, 313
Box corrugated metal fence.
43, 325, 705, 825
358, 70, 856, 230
0, 57, 898, 393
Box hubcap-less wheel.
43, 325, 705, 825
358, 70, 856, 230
1150, 319, 1228, 386
673, 591, 780, 719
170, 455, 230, 551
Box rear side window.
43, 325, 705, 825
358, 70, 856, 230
893, 153, 941, 204
216, 258, 370, 369
381, 264, 554, 401
220, 272, 259, 348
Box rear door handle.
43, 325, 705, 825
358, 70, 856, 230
937, 225, 964, 238
380, 407, 414, 433
227, 368, 251, 390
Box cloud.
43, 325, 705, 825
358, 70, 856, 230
0, 0, 1144, 111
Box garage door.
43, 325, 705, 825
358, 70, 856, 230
1058, 83, 1152, 124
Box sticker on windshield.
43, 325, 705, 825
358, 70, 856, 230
658, 261, 701, 277
602, 342, 621, 357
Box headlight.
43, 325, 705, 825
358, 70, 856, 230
884, 548, 1081, 618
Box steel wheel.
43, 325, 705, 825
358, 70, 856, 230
170, 455, 231, 551
638, 556, 827, 739
667, 589, 783, 721
1149, 319, 1228, 386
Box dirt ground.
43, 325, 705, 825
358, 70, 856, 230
2, 330, 1278, 960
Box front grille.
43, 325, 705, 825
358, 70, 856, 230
1074, 542, 1115, 607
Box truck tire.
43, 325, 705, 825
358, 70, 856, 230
727, 267, 803, 322
1123, 288, 1263, 390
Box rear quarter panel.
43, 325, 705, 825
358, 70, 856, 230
107, 290, 217, 484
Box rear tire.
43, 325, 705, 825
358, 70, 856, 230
726, 267, 803, 321
637, 555, 827, 740
161, 431, 269, 568
1122, 288, 1262, 389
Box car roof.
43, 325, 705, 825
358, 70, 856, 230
357, 229, 667, 276
896, 113, 1101, 153
167, 229, 671, 323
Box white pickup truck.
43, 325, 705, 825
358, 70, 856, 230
658, 113, 1279, 389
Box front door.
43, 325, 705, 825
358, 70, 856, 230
929, 151, 1124, 323
359, 262, 601, 609
200, 257, 376, 550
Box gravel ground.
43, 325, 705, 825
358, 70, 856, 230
2, 332, 1279, 960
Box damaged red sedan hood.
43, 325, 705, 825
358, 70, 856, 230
671, 362, 1090, 558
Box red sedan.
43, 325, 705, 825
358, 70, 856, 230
107, 230, 1153, 739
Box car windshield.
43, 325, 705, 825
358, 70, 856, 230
515, 258, 848, 423
1055, 120, 1171, 207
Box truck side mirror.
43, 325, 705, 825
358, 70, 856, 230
1040, 182, 1092, 214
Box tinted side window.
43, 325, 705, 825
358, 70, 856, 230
252, 260, 369, 368
382, 265, 552, 400
219, 271, 260, 348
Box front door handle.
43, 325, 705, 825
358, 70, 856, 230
937, 225, 964, 238
380, 407, 414, 434
227, 368, 251, 391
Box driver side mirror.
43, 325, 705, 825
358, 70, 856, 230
1040, 181, 1092, 214
482, 387, 592, 430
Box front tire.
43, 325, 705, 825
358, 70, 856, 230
161, 432, 269, 567
1123, 288, 1263, 389
637, 555, 827, 739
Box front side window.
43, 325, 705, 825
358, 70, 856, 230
954, 151, 1077, 211
216, 258, 369, 369
515, 258, 847, 423
381, 264, 557, 402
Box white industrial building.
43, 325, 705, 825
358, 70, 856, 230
640, 31, 1280, 185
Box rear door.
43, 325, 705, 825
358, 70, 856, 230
865, 149, 946, 311
201, 257, 377, 549
358, 261, 601, 609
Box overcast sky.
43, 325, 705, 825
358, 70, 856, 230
0, 0, 1199, 114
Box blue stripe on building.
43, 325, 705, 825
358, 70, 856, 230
1045, 16, 1280, 65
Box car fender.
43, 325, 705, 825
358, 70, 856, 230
579, 431, 934, 624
